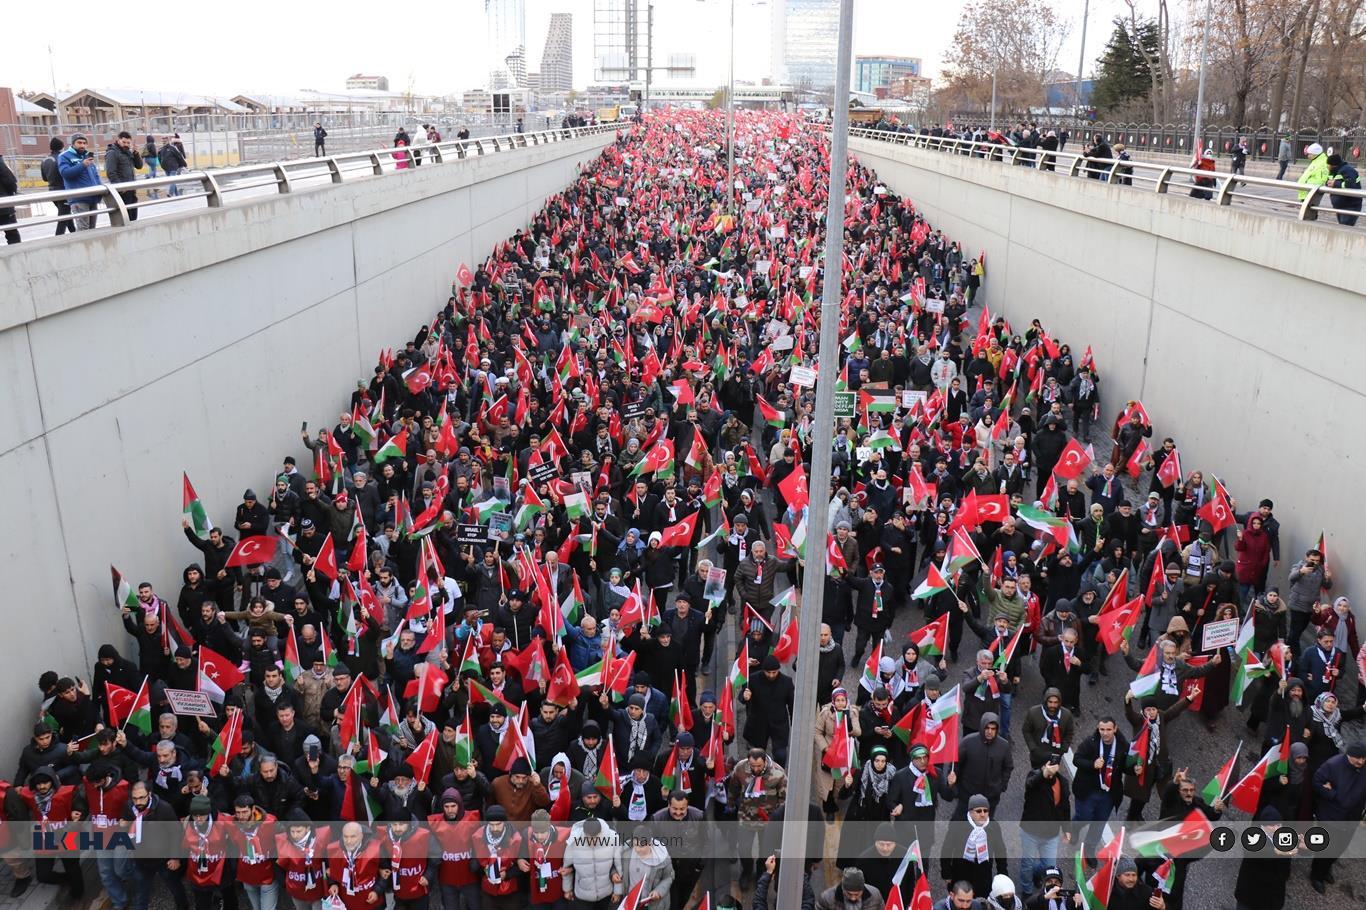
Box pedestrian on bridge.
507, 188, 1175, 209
313, 122, 327, 157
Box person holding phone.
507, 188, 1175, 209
56, 134, 103, 230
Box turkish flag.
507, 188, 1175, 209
547, 649, 581, 705
225, 535, 276, 568
778, 463, 810, 511
313, 533, 338, 580
456, 263, 474, 287
1156, 448, 1183, 487
1053, 438, 1092, 479
105, 682, 136, 727
404, 664, 449, 713
1126, 439, 1150, 479
658, 511, 699, 548
972, 493, 1009, 525
1197, 490, 1235, 533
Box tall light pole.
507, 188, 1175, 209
1075, 0, 1091, 117
776, 0, 852, 905
1192, 0, 1213, 155
727, 0, 736, 212
989, 69, 997, 132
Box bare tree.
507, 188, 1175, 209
941, 0, 1071, 117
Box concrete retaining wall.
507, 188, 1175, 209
850, 135, 1366, 611
0, 130, 615, 767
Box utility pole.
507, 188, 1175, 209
1192, 0, 1213, 156
1075, 0, 1091, 118
776, 0, 852, 904
644, 2, 654, 111
989, 70, 997, 132
726, 0, 736, 212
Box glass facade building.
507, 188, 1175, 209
772, 0, 840, 90
854, 56, 923, 94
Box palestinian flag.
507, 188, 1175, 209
121, 677, 153, 735
1152, 858, 1176, 894
843, 331, 863, 354
944, 528, 983, 573
514, 486, 547, 531
562, 490, 590, 520
1231, 647, 1271, 706
574, 658, 604, 688
1130, 809, 1213, 858
111, 565, 139, 610
859, 641, 884, 692
207, 706, 243, 777
454, 706, 474, 766
908, 614, 949, 657
1016, 504, 1070, 548
282, 626, 305, 683
911, 563, 951, 600
595, 737, 621, 800
560, 572, 587, 625
1201, 742, 1241, 804
729, 640, 751, 691
466, 679, 516, 715
182, 473, 213, 539
756, 395, 785, 427
350, 405, 376, 450
373, 428, 409, 464
867, 429, 900, 450
992, 623, 1025, 670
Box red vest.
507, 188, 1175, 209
427, 812, 481, 887
328, 841, 383, 910
183, 816, 234, 888
383, 828, 432, 899
471, 828, 523, 896
20, 786, 77, 832
230, 816, 278, 886
524, 829, 567, 904
277, 829, 331, 901
83, 781, 130, 830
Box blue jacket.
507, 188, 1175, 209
57, 147, 102, 202
1313, 753, 1366, 821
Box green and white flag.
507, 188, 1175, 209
563, 491, 590, 521
182, 473, 213, 539
867, 429, 900, 451
111, 565, 139, 610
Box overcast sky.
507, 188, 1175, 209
5, 0, 1136, 99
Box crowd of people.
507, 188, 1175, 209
5, 109, 1364, 910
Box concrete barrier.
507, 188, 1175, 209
0, 129, 616, 767
850, 135, 1366, 610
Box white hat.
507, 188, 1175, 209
990, 874, 1016, 899
1307, 142, 1324, 156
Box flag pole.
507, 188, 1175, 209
778, 0, 853, 905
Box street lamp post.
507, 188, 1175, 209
1192, 0, 1213, 155
727, 0, 736, 213
776, 0, 853, 904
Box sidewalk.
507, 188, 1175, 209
0, 861, 98, 910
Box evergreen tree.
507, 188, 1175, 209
1091, 18, 1158, 116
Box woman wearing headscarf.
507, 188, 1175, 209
1196, 602, 1238, 730
610, 529, 646, 580
1311, 595, 1360, 658
813, 688, 862, 819
1306, 691, 1362, 779
1258, 741, 1312, 821
835, 745, 896, 868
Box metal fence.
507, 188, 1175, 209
847, 127, 1366, 227
1087, 122, 1366, 164
0, 124, 619, 240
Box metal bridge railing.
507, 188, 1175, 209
847, 127, 1366, 228
0, 124, 619, 241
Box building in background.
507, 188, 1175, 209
854, 55, 921, 94
344, 74, 390, 91
540, 12, 574, 93
770, 0, 840, 90
486, 0, 528, 89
